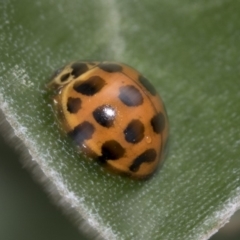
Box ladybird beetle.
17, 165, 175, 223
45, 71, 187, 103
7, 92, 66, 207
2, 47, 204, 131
48, 61, 169, 179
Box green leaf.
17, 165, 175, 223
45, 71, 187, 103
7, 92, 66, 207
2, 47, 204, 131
1, 0, 240, 239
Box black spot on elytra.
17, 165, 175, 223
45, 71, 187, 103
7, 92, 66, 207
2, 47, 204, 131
129, 149, 157, 172
93, 105, 116, 128
98, 63, 123, 73
71, 62, 89, 78
73, 76, 105, 96
68, 121, 95, 145
151, 112, 165, 134
60, 73, 71, 82
124, 120, 144, 144
138, 75, 157, 96
98, 140, 125, 163
119, 85, 143, 106
67, 97, 81, 113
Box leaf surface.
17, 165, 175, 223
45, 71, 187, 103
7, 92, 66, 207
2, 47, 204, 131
0, 0, 240, 239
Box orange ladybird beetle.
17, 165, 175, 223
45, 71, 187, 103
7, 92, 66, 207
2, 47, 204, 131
48, 61, 169, 179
